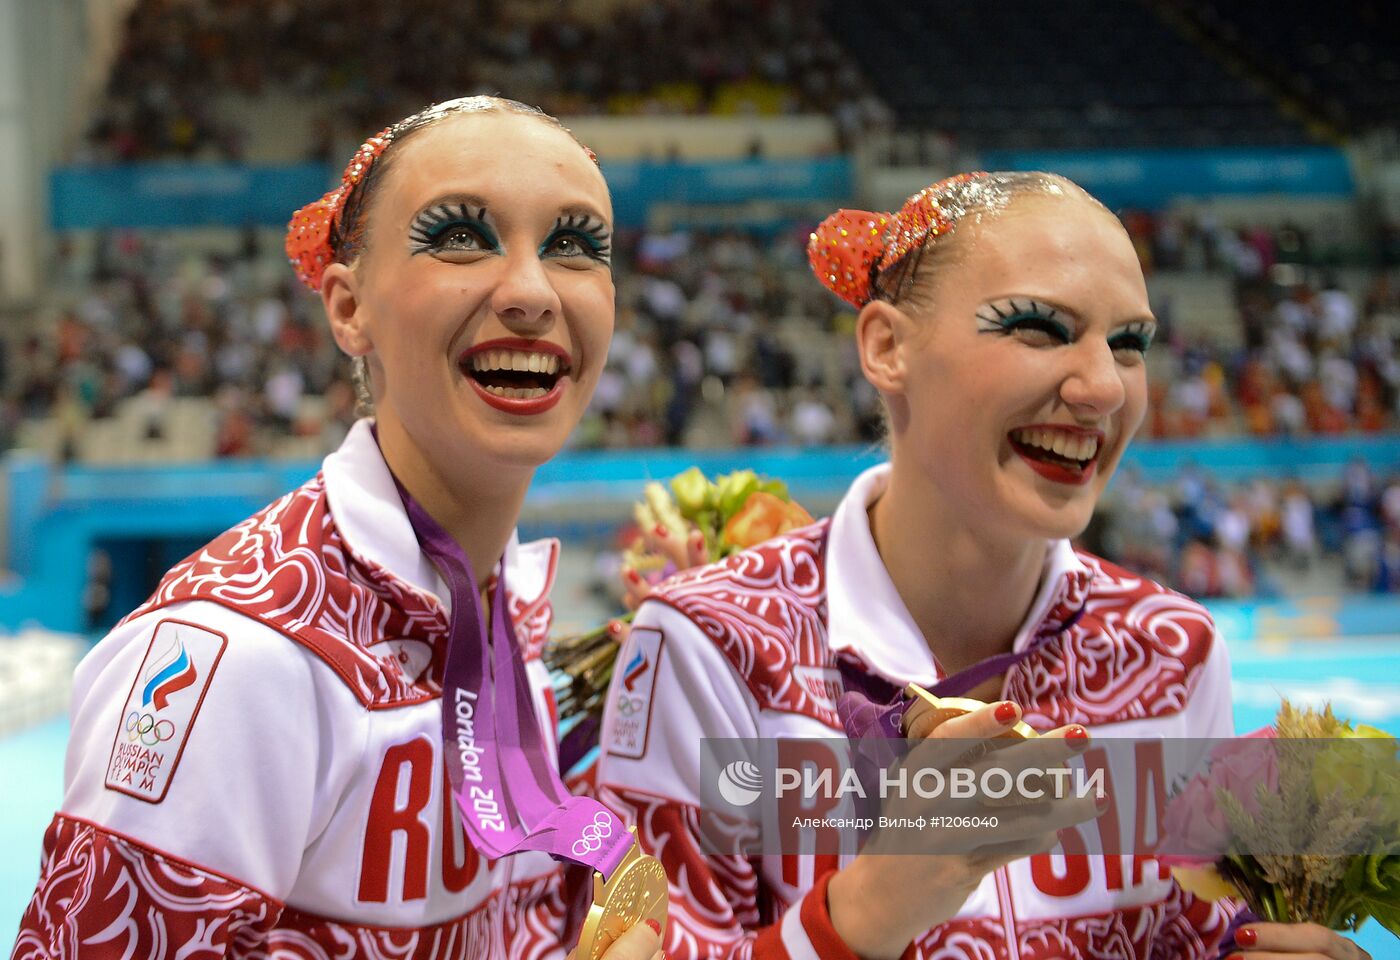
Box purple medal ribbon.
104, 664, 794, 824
398, 482, 632, 879
836, 609, 1082, 741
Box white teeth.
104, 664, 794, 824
468, 349, 566, 373
1012, 428, 1100, 462
482, 384, 549, 400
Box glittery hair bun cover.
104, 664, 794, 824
806, 171, 989, 308
285, 131, 391, 292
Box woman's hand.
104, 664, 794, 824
1226, 921, 1371, 960
622, 522, 709, 608
827, 701, 1102, 960
569, 918, 663, 960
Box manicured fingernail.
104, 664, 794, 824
1235, 927, 1257, 947
645, 918, 662, 935
691, 531, 705, 547
654, 524, 669, 538
625, 568, 642, 584
608, 620, 624, 636
1225, 954, 1243, 960
994, 702, 1019, 725
1066, 725, 1089, 749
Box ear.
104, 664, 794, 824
321, 262, 373, 357
855, 299, 909, 396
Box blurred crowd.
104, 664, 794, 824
1091, 460, 1400, 598
6, 220, 1400, 597
8, 219, 1400, 457
1123, 213, 1400, 440
81, 0, 886, 163
3, 229, 357, 461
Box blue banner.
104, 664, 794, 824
50, 157, 853, 230
50, 164, 335, 229
600, 157, 852, 225
978, 147, 1355, 209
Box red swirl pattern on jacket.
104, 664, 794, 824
12, 815, 281, 960
651, 522, 834, 723
14, 815, 569, 960
652, 525, 1214, 728
122, 473, 553, 708
1006, 553, 1216, 729
600, 785, 761, 960
266, 874, 567, 960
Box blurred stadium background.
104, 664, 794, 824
1, 0, 1399, 951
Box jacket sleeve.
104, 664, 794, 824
12, 603, 338, 959
595, 600, 862, 960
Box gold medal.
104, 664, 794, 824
902, 684, 1039, 741
574, 829, 668, 960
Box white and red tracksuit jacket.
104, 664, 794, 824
13, 420, 571, 960
597, 464, 1237, 960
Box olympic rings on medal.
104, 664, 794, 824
571, 810, 615, 856
126, 711, 176, 746
616, 696, 644, 717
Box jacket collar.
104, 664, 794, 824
320, 419, 557, 615
824, 463, 1092, 688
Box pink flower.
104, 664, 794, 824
1207, 728, 1279, 818
1160, 774, 1229, 865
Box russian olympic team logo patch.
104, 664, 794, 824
106, 619, 227, 803
606, 627, 664, 760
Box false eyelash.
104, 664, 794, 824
1111, 320, 1157, 353
553, 213, 612, 257
976, 299, 1059, 327
408, 203, 492, 248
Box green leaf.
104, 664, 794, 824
757, 477, 790, 501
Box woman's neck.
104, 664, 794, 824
376, 418, 530, 591
868, 464, 1049, 676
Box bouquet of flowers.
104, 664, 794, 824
1160, 701, 1400, 939
546, 467, 813, 728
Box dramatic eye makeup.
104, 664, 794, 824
407, 203, 500, 256
1109, 320, 1157, 356
976, 298, 1071, 344
540, 213, 612, 266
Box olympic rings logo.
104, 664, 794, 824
126, 711, 175, 746
616, 696, 644, 717
571, 811, 614, 856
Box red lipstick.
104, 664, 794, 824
1007, 423, 1105, 487
459, 337, 573, 417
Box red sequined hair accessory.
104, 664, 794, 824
286, 130, 392, 291
807, 171, 990, 307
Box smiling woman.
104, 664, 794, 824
12, 97, 662, 960
593, 172, 1373, 960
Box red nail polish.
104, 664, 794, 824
608, 620, 624, 636
1066, 725, 1089, 748
1235, 927, 1257, 947
654, 524, 668, 538
644, 918, 661, 936
1225, 954, 1243, 960
994, 702, 1018, 724
626, 568, 642, 584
